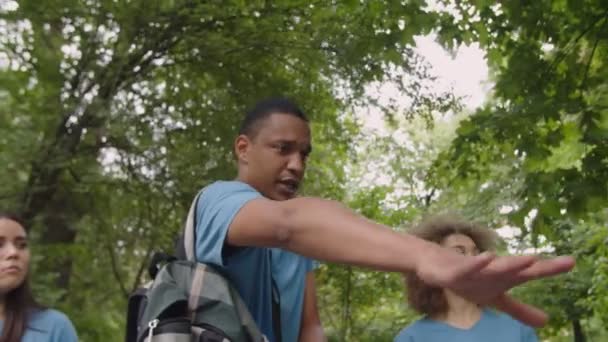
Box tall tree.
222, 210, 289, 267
0, 1, 458, 339
430, 0, 608, 340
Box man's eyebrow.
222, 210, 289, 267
273, 140, 312, 154
274, 139, 295, 145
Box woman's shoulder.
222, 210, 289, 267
481, 309, 538, 340
28, 308, 78, 341
482, 308, 534, 329
483, 308, 519, 322
394, 318, 433, 341
30, 308, 71, 326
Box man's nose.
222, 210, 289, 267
287, 154, 305, 174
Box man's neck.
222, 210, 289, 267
235, 173, 251, 186
235, 174, 261, 193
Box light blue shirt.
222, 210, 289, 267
195, 181, 315, 342
0, 309, 78, 342
271, 248, 315, 342
394, 309, 538, 342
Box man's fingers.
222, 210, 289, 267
483, 255, 538, 276
514, 256, 575, 282
492, 294, 548, 328
452, 251, 496, 280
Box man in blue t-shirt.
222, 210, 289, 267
195, 180, 316, 342
193, 97, 574, 342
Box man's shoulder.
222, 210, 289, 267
201, 181, 260, 199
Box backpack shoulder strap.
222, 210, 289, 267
179, 186, 276, 341
184, 190, 204, 261
125, 285, 151, 342
183, 189, 204, 261
174, 189, 205, 261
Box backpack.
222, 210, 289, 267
125, 190, 269, 342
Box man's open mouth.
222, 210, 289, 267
278, 179, 299, 194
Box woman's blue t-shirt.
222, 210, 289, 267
394, 309, 537, 342
0, 309, 78, 342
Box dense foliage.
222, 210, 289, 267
1, 1, 606, 341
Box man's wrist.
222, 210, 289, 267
399, 232, 433, 274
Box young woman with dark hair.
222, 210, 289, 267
0, 213, 78, 342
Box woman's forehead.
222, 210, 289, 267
442, 233, 477, 247
0, 218, 27, 238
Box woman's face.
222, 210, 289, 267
441, 233, 480, 257
0, 218, 30, 295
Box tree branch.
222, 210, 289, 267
106, 242, 130, 298
579, 15, 607, 92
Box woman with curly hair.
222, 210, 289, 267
395, 216, 538, 342
0, 213, 78, 342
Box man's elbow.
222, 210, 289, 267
272, 202, 298, 248
271, 197, 342, 249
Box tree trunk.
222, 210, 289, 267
41, 213, 76, 291
340, 267, 352, 341
573, 319, 586, 342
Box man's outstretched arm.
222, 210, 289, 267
227, 197, 575, 327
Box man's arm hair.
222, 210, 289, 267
227, 197, 426, 273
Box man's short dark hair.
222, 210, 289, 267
238, 97, 308, 138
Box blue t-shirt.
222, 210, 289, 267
0, 309, 78, 342
195, 180, 315, 342
394, 309, 538, 342
270, 248, 315, 342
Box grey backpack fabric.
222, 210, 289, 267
126, 191, 268, 342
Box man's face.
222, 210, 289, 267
236, 113, 311, 201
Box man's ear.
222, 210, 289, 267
234, 134, 250, 163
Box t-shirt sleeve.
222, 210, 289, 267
194, 182, 262, 266
49, 311, 78, 342
306, 258, 319, 273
